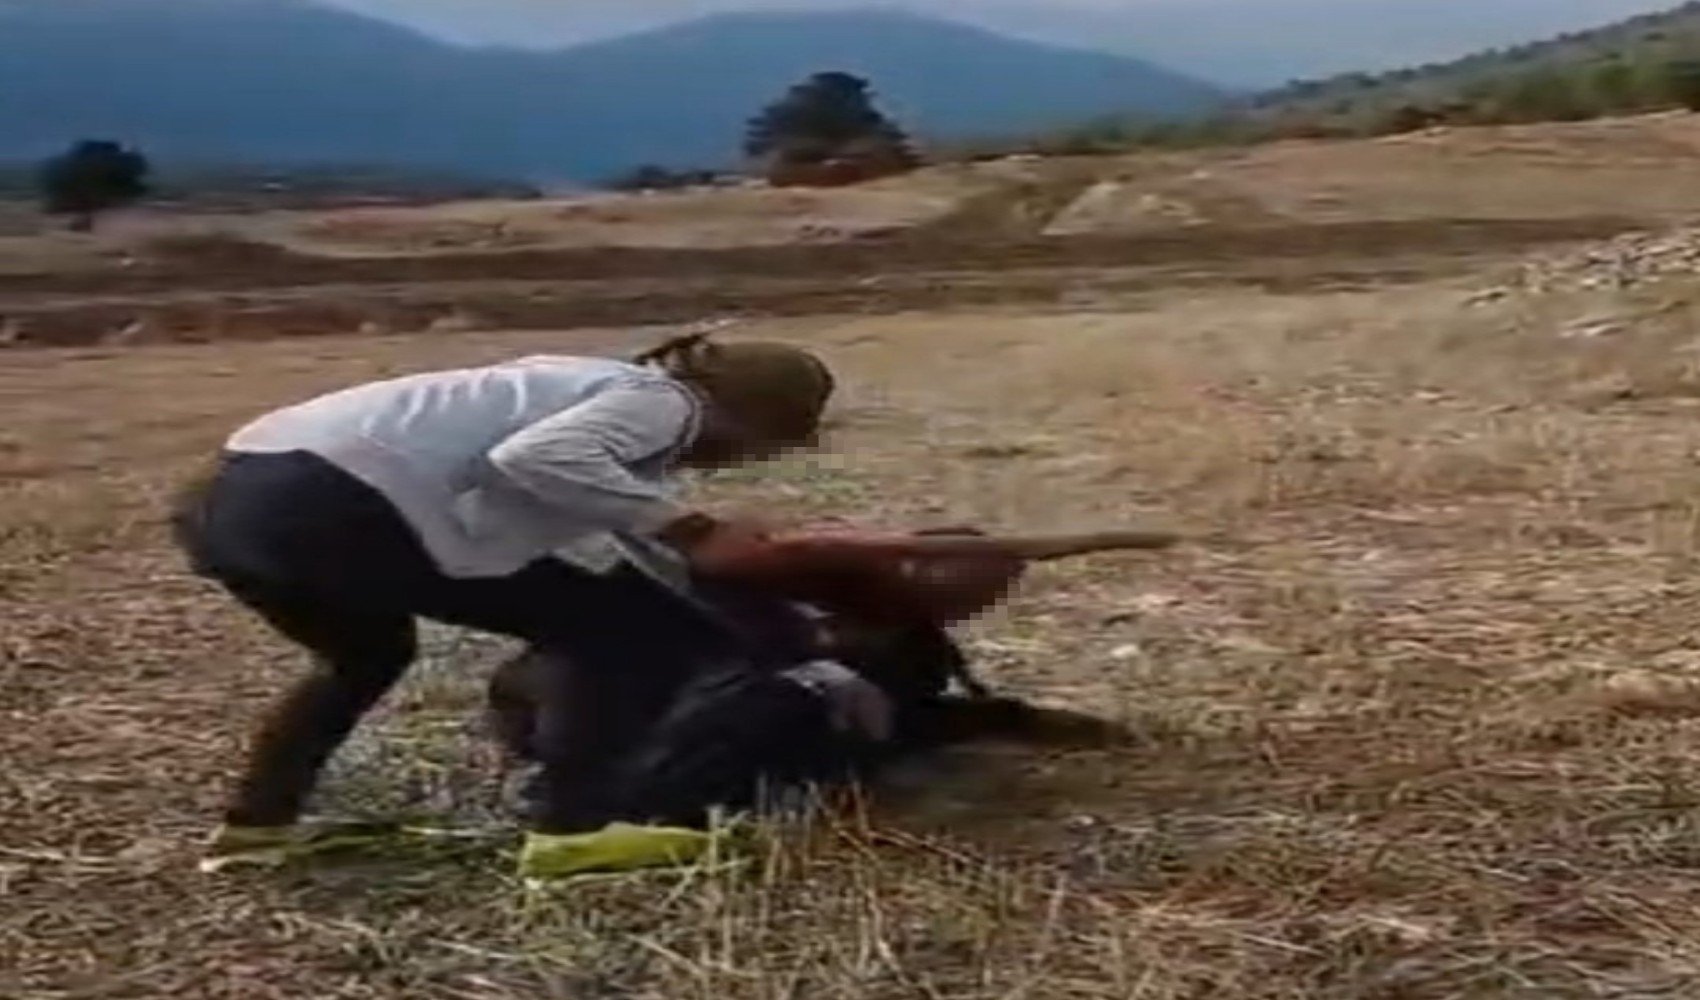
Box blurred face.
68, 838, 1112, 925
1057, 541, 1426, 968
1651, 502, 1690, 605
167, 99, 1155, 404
898, 551, 1026, 624
678, 402, 800, 470
676, 396, 822, 469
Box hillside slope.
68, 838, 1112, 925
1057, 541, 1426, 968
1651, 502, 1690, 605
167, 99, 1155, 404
1246, 1, 1700, 127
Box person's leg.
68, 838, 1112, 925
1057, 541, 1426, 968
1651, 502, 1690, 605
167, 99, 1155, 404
423, 564, 745, 833
217, 579, 418, 827
528, 573, 745, 832
176, 451, 429, 828
485, 650, 547, 763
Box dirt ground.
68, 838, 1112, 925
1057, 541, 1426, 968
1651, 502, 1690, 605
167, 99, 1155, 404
12, 114, 1700, 998
14, 113, 1700, 348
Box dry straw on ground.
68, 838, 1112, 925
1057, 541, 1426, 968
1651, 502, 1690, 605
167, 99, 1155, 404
21, 116, 1700, 995
10, 264, 1700, 997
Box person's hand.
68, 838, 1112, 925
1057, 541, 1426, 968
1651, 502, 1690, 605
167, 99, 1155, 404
690, 520, 781, 578
657, 512, 785, 578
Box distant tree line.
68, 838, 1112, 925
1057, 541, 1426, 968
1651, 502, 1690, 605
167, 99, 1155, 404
1211, 12, 1700, 147
1253, 53, 1700, 139
940, 50, 1700, 163
7, 142, 551, 229
25, 17, 1700, 215
943, 6, 1700, 161
602, 164, 725, 192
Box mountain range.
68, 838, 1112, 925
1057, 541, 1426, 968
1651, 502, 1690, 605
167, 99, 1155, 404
333, 0, 1678, 88
0, 0, 1223, 182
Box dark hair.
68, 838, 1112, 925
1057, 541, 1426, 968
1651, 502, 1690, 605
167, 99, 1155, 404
633, 332, 834, 392
633, 332, 836, 444
631, 331, 714, 369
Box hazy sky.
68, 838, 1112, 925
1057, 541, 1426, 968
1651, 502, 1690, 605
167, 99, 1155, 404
329, 0, 1676, 85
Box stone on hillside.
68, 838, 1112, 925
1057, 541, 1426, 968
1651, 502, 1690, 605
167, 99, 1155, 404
1504, 226, 1700, 297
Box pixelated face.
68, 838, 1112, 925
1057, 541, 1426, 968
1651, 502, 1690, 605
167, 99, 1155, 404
895, 552, 1027, 625
680, 404, 805, 470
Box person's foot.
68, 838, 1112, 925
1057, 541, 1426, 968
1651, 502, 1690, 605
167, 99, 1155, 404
200, 820, 401, 872
517, 822, 747, 881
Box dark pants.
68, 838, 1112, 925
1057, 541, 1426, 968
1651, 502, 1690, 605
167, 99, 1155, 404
174, 450, 736, 833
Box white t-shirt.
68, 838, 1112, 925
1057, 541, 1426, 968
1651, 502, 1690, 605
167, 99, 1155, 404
227, 355, 702, 581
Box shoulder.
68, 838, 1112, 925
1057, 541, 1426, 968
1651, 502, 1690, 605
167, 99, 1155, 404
497, 355, 699, 427
508, 354, 683, 391
507, 356, 699, 432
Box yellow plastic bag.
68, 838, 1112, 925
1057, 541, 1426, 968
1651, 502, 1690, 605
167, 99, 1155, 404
518, 822, 750, 881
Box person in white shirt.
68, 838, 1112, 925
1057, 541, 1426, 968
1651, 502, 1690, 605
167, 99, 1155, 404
173, 333, 850, 873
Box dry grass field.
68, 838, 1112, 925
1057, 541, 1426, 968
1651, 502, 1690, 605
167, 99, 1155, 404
12, 114, 1700, 998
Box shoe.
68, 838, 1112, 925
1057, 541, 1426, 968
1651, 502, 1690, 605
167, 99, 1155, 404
517, 822, 748, 881
199, 820, 400, 873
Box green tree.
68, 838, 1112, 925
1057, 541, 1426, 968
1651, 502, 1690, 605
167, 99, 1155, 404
1584, 58, 1639, 113
1379, 104, 1445, 134
39, 140, 150, 232
1493, 67, 1591, 122
603, 164, 719, 192
1660, 58, 1700, 111
1628, 54, 1678, 107
744, 71, 915, 169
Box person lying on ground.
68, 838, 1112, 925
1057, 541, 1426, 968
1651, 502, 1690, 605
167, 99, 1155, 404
173, 332, 839, 873
485, 533, 1131, 879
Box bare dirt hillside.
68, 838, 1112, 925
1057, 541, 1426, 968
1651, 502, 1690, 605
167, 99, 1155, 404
10, 113, 1700, 349
10, 114, 1700, 998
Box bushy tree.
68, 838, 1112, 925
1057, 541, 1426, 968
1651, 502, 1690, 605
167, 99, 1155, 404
603, 164, 720, 192
1491, 67, 1591, 122
39, 140, 150, 231
1660, 58, 1700, 111
744, 71, 915, 171
1583, 58, 1639, 111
